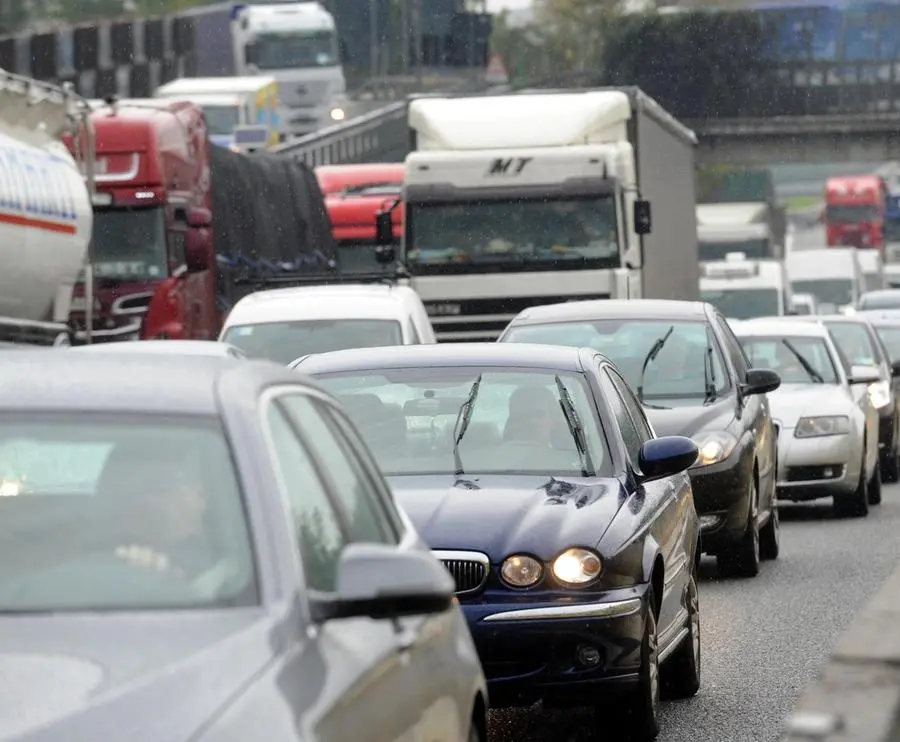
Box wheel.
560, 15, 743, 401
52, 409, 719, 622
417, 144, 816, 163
661, 561, 701, 700
834, 452, 869, 518
596, 587, 660, 740
759, 500, 780, 561
869, 460, 883, 505
717, 476, 760, 578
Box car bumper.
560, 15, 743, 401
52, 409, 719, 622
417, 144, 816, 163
775, 427, 860, 501
686, 453, 752, 553
461, 585, 648, 708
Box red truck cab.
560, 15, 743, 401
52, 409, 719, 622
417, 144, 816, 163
824, 175, 887, 250
63, 99, 216, 342
315, 164, 404, 273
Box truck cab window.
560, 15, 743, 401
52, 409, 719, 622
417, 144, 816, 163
90, 207, 168, 281
253, 30, 339, 70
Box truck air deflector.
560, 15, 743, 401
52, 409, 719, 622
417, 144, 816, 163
405, 178, 617, 205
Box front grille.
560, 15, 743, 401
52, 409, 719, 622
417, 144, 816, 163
433, 550, 489, 596
786, 464, 844, 482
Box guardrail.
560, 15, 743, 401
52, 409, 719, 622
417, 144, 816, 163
780, 562, 900, 741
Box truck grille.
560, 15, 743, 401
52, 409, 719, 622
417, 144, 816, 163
433, 550, 490, 595
425, 293, 609, 342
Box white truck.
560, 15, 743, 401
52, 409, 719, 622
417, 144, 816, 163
787, 248, 864, 314
372, 88, 699, 341
696, 202, 780, 262
0, 70, 94, 345
699, 252, 791, 320
857, 248, 885, 293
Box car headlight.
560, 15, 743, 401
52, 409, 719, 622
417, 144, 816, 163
551, 548, 603, 586
500, 554, 543, 588
329, 107, 346, 121
691, 431, 738, 468
868, 380, 892, 410
795, 415, 850, 438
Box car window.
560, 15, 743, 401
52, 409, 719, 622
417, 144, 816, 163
598, 368, 643, 465
605, 366, 654, 442
825, 321, 881, 367
738, 335, 840, 384
278, 394, 397, 545
875, 325, 900, 361
713, 314, 749, 378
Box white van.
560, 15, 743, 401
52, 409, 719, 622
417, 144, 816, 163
218, 284, 436, 364
787, 248, 865, 314
857, 249, 885, 293
699, 252, 791, 319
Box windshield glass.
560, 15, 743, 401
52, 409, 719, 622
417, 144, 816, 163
875, 326, 900, 360
312, 368, 612, 478
502, 319, 729, 408
826, 204, 879, 223
738, 335, 839, 384
336, 240, 397, 274
253, 30, 338, 69
90, 207, 167, 280
407, 196, 619, 274
0, 414, 256, 612
200, 105, 240, 136
223, 319, 402, 364
860, 291, 900, 310
825, 322, 880, 367
791, 279, 854, 310
701, 288, 780, 319
864, 274, 884, 293
699, 238, 772, 261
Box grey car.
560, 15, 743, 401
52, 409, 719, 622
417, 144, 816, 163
0, 352, 487, 742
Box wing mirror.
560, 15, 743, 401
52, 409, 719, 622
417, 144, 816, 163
849, 365, 882, 385
185, 228, 211, 272
310, 543, 455, 623
638, 436, 698, 484
891, 359, 900, 378
186, 206, 211, 228
741, 368, 781, 396
633, 199, 651, 235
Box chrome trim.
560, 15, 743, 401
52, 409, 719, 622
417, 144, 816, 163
74, 319, 142, 340
481, 597, 641, 622
111, 292, 155, 316
94, 153, 140, 183
433, 550, 490, 596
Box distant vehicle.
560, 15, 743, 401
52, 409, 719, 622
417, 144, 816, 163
699, 252, 792, 319
220, 284, 436, 364
69, 339, 247, 359
0, 352, 487, 742
498, 299, 782, 578
859, 289, 900, 312
293, 342, 701, 739
823, 175, 887, 250
791, 293, 819, 316
857, 248, 886, 293
787, 248, 864, 314
735, 319, 881, 516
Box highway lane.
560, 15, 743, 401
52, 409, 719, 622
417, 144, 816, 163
489, 482, 900, 741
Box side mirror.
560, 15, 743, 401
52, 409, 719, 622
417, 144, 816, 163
244, 42, 257, 66
312, 543, 455, 622
374, 211, 393, 246
185, 228, 211, 272
633, 199, 651, 236
741, 367, 781, 396
187, 207, 211, 228
891, 359, 900, 378
849, 365, 882, 385
638, 436, 698, 483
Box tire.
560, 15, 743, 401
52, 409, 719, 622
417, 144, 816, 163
759, 499, 780, 561
661, 562, 701, 700
717, 475, 760, 578
468, 721, 483, 742
596, 587, 660, 741
834, 452, 869, 518
869, 460, 883, 505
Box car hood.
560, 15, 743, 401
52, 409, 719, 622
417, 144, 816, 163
0, 609, 276, 742
645, 397, 735, 439
767, 383, 853, 426
387, 474, 624, 561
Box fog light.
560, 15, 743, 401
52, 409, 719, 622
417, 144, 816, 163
576, 644, 601, 668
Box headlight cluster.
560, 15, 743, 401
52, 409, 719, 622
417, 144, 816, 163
691, 431, 738, 468
500, 548, 603, 588
868, 380, 892, 410
795, 415, 850, 438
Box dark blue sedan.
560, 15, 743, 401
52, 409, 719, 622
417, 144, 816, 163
292, 343, 702, 740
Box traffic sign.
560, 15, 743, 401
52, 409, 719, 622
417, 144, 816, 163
485, 53, 509, 84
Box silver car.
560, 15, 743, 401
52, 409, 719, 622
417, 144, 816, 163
735, 319, 881, 517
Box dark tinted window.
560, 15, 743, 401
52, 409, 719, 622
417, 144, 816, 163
825, 321, 883, 366
599, 368, 643, 464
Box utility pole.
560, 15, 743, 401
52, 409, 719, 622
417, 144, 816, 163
369, 0, 378, 76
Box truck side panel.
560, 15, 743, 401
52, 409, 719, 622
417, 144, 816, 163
635, 107, 698, 301
193, 7, 236, 77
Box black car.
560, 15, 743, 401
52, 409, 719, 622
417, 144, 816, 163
499, 300, 782, 578
293, 343, 701, 740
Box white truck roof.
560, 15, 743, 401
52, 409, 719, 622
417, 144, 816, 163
242, 2, 335, 31
856, 249, 883, 273
735, 319, 830, 339
699, 255, 785, 289
696, 202, 769, 226
787, 248, 860, 279
155, 77, 277, 96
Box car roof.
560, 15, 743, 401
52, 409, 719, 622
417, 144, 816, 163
0, 353, 302, 414
68, 340, 243, 357
734, 320, 830, 338
764, 314, 873, 326
861, 289, 900, 301
862, 315, 900, 327
509, 299, 710, 325
293, 342, 590, 374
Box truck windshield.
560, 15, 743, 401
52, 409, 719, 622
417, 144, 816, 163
700, 288, 780, 319
826, 204, 879, 223
699, 238, 771, 261
253, 30, 338, 69
791, 279, 854, 310
201, 105, 240, 136
406, 196, 619, 274
90, 207, 167, 280
335, 240, 396, 274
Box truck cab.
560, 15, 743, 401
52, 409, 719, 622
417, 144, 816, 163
699, 252, 791, 319
824, 175, 887, 250
696, 202, 778, 262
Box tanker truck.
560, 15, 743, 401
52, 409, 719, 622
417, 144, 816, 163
0, 69, 94, 346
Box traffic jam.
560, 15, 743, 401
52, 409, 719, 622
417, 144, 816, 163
4, 67, 900, 742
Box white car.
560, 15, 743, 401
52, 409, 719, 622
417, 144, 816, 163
219, 284, 436, 364
735, 319, 881, 517
68, 340, 247, 359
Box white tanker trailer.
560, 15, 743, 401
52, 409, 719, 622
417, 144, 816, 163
0, 70, 94, 345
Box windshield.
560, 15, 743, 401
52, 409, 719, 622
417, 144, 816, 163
701, 288, 780, 320
502, 319, 730, 408
336, 240, 397, 274
738, 336, 839, 384
253, 30, 339, 69
875, 326, 900, 360
859, 291, 900, 310
699, 238, 772, 261
90, 206, 167, 280
222, 319, 402, 364
791, 279, 854, 310
0, 414, 256, 612
406, 196, 619, 274
826, 204, 879, 223
825, 322, 881, 367
200, 105, 240, 136
312, 368, 612, 478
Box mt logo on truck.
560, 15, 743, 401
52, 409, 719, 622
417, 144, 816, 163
487, 157, 532, 175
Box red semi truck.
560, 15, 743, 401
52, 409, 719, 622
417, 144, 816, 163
824, 175, 887, 251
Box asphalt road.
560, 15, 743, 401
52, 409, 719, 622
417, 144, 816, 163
488, 482, 900, 741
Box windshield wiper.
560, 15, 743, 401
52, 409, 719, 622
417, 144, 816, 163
637, 325, 674, 402
782, 339, 824, 383
452, 374, 483, 476
704, 326, 717, 403
554, 375, 595, 477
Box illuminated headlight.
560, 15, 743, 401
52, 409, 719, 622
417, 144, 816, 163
229, 144, 241, 153
329, 107, 346, 122
551, 548, 603, 586
0, 479, 22, 497
868, 380, 892, 410
795, 415, 850, 438
691, 431, 738, 468
500, 554, 543, 588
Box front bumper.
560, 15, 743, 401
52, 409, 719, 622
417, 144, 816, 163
775, 426, 859, 501
687, 453, 752, 553
461, 585, 648, 708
